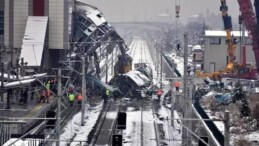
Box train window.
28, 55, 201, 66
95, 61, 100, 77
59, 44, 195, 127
97, 14, 102, 18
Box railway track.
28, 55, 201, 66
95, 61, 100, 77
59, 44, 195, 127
140, 98, 144, 146
152, 100, 168, 146
88, 100, 120, 146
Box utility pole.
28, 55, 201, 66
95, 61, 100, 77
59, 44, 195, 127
16, 59, 19, 79
111, 48, 114, 76
56, 69, 61, 146
171, 60, 175, 127
155, 43, 159, 78
186, 79, 193, 146
182, 31, 189, 144
224, 111, 230, 146
239, 15, 242, 63
81, 57, 87, 126
175, 2, 180, 55
1, 63, 4, 109
105, 53, 108, 84
160, 45, 163, 89
183, 31, 188, 104
21, 58, 24, 76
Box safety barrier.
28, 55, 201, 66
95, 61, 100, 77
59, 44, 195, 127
193, 101, 224, 146
161, 52, 182, 77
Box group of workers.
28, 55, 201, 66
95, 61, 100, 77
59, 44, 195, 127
156, 81, 181, 100
38, 80, 53, 103
33, 79, 84, 107
68, 92, 83, 107
34, 79, 181, 106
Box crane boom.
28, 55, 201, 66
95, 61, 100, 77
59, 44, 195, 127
220, 0, 236, 72
238, 0, 259, 73
254, 0, 259, 26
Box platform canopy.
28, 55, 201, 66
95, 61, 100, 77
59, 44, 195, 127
21, 16, 48, 66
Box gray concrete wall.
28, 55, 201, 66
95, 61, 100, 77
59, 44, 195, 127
4, 0, 69, 50
13, 0, 29, 49
0, 0, 4, 46
48, 0, 68, 49
4, 0, 11, 47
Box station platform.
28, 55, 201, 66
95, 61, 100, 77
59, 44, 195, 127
0, 94, 56, 118
0, 94, 58, 135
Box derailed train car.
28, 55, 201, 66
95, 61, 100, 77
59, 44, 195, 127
110, 65, 153, 98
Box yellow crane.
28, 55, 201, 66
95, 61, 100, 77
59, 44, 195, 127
220, 0, 236, 72
197, 0, 237, 79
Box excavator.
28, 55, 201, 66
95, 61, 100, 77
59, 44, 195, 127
197, 0, 257, 79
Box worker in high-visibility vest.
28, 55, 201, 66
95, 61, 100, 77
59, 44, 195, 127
45, 81, 51, 103
68, 93, 75, 107
45, 89, 50, 103
156, 88, 163, 100
46, 81, 50, 90
106, 89, 110, 98
174, 81, 181, 92
77, 93, 83, 107
103, 88, 110, 103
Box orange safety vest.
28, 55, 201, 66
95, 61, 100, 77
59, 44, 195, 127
77, 95, 83, 101
157, 89, 163, 96
174, 82, 180, 88
46, 90, 50, 96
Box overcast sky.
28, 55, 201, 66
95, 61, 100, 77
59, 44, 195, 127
83, 0, 239, 23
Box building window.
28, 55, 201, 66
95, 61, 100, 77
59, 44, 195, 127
0, 10, 4, 35
210, 37, 221, 44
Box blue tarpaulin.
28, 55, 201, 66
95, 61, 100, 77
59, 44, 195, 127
214, 93, 231, 103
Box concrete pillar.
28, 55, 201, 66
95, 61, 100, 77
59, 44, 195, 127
224, 111, 230, 146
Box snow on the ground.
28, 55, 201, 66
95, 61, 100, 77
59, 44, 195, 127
105, 111, 117, 119
170, 53, 184, 75
244, 131, 259, 142
142, 109, 157, 146
123, 106, 157, 146
57, 103, 103, 146
157, 106, 182, 145
202, 91, 217, 98
3, 139, 42, 146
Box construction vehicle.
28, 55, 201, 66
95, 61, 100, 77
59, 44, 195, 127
197, 0, 235, 79
220, 0, 236, 72
197, 0, 257, 79
237, 0, 259, 79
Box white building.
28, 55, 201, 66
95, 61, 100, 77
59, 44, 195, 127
204, 30, 255, 73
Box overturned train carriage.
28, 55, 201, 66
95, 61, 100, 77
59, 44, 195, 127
110, 65, 152, 98
71, 2, 132, 82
